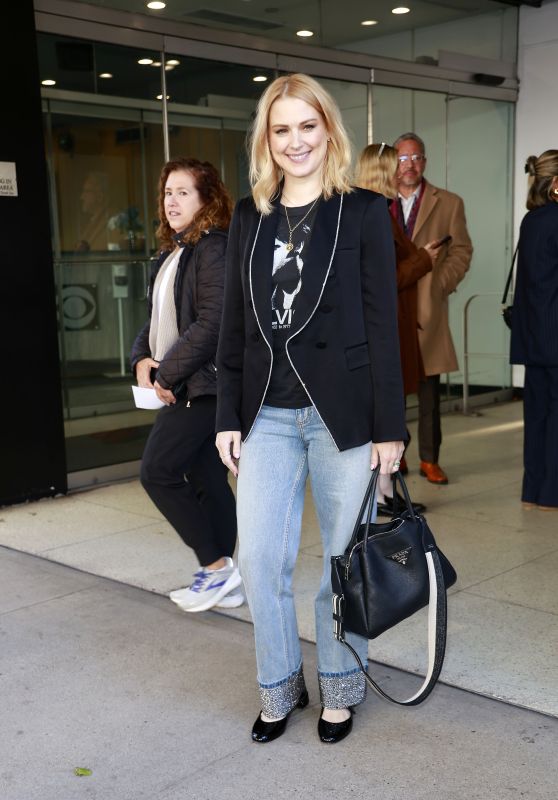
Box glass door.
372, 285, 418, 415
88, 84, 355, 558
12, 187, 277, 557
371, 85, 514, 406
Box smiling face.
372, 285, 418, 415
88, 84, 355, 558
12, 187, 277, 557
267, 96, 329, 188
163, 169, 204, 232
395, 138, 427, 196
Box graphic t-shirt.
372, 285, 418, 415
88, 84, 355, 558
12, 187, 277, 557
264, 199, 320, 408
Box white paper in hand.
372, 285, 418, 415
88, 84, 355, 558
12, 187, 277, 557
132, 385, 165, 409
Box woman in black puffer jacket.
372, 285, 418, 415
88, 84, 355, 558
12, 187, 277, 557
131, 157, 242, 613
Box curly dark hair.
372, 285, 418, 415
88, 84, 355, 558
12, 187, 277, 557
156, 158, 233, 250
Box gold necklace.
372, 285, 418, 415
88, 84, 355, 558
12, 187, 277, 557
283, 196, 320, 251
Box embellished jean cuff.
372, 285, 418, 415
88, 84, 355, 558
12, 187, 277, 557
318, 667, 366, 709
259, 664, 306, 719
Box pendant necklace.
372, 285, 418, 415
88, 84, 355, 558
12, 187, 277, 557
283, 195, 320, 252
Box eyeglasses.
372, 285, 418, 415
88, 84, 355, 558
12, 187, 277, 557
397, 154, 425, 164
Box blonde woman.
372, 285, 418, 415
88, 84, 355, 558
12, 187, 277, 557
216, 75, 406, 744
356, 143, 440, 516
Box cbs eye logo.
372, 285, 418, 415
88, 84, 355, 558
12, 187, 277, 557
62, 284, 99, 330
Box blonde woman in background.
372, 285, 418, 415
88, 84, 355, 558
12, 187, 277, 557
356, 143, 441, 516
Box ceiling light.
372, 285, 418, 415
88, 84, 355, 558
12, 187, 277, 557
392, 7, 410, 14
253, 75, 268, 82
167, 59, 180, 66
164, 64, 175, 71
156, 94, 171, 100
296, 30, 314, 38
150, 61, 162, 67
99, 72, 113, 79
138, 58, 154, 65
41, 79, 56, 86
147, 2, 166, 9
361, 20, 378, 26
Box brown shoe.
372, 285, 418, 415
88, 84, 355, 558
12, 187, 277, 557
419, 461, 449, 484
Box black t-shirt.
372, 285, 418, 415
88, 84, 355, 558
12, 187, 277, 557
264, 199, 320, 408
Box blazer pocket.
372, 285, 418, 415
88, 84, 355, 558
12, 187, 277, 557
345, 342, 370, 370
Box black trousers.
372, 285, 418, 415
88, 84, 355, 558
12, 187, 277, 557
140, 395, 237, 566
417, 375, 442, 464
522, 366, 558, 507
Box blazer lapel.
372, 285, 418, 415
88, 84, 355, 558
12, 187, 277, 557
413, 181, 438, 240
249, 198, 279, 346
288, 193, 342, 338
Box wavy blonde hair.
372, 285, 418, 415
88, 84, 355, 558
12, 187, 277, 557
525, 150, 558, 210
355, 143, 398, 199
249, 73, 353, 215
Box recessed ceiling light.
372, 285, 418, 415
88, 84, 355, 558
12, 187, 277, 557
164, 64, 175, 71
253, 75, 268, 82
361, 20, 378, 26
166, 59, 180, 66
392, 6, 410, 14
156, 94, 171, 100
41, 79, 56, 86
150, 61, 162, 67
138, 58, 154, 65
99, 72, 113, 79
296, 29, 314, 37
147, 1, 166, 9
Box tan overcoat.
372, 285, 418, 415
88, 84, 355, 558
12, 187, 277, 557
411, 181, 473, 375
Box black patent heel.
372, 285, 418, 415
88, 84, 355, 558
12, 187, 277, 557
252, 688, 310, 743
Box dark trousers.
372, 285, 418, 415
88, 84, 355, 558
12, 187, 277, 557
522, 366, 558, 507
140, 395, 237, 566
417, 375, 442, 463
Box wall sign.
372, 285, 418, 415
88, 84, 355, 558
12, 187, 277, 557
0, 162, 18, 197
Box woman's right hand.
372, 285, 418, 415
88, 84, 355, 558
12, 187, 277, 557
423, 240, 440, 266
136, 357, 160, 388
216, 431, 242, 478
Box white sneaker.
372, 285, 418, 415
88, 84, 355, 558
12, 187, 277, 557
169, 558, 242, 613
216, 587, 245, 608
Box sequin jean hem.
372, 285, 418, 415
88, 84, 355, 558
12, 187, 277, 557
259, 665, 306, 719
318, 668, 366, 709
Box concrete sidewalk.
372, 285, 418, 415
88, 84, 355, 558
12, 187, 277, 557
1, 547, 556, 800
2, 401, 557, 717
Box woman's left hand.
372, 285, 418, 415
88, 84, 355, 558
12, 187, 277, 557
154, 380, 176, 405
371, 441, 405, 474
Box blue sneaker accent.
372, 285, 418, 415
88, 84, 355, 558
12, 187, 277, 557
169, 557, 242, 612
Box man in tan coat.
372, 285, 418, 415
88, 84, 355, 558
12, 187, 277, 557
393, 132, 473, 484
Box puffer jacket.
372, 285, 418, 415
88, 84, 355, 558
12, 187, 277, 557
130, 228, 227, 399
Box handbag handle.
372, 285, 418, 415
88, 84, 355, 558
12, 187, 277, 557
336, 535, 448, 706
346, 465, 415, 554
502, 243, 519, 305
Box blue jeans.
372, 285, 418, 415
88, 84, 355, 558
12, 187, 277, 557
236, 405, 373, 717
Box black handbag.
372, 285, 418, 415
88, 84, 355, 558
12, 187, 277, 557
501, 244, 519, 330
331, 466, 457, 706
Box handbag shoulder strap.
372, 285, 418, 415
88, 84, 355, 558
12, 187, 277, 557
334, 545, 447, 706
502, 243, 519, 305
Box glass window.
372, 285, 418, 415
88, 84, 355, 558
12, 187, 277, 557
371, 85, 514, 398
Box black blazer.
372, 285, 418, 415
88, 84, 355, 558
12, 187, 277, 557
510, 203, 558, 367
130, 229, 227, 398
216, 189, 406, 451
